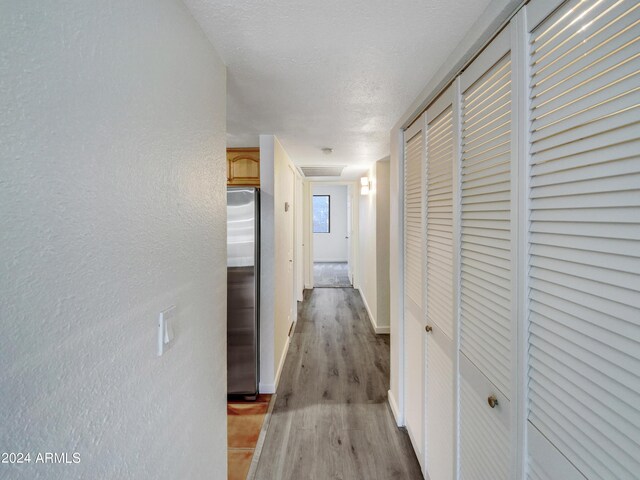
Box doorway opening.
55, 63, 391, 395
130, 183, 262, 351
311, 184, 352, 288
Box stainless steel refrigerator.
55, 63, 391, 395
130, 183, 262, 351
227, 187, 260, 398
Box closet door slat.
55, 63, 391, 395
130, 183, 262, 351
405, 131, 424, 309
427, 107, 454, 338
461, 53, 513, 399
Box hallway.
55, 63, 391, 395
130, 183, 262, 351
313, 262, 352, 288
254, 288, 421, 479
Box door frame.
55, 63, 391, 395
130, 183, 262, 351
304, 180, 359, 290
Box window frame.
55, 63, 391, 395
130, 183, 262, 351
312, 194, 331, 233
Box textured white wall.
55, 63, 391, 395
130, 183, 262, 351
359, 165, 378, 326
0, 1, 228, 479
358, 159, 390, 333
313, 185, 348, 262
375, 159, 391, 329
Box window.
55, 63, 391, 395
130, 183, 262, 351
313, 195, 330, 233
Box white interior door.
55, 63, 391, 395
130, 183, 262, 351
424, 85, 456, 480
459, 25, 514, 480
346, 184, 353, 284
295, 174, 304, 302
403, 116, 426, 469
526, 0, 640, 478
285, 166, 295, 327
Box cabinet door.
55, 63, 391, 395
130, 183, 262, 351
526, 0, 640, 478
459, 25, 514, 480
424, 86, 456, 480
227, 148, 260, 186
403, 116, 426, 468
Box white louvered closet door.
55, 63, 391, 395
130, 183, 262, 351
526, 0, 640, 479
459, 26, 514, 480
424, 86, 456, 480
403, 117, 426, 468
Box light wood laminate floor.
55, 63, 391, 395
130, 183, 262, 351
313, 262, 352, 288
254, 288, 422, 480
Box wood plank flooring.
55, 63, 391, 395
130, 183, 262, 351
254, 288, 422, 480
313, 262, 352, 288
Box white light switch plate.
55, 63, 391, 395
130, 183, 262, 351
157, 306, 176, 356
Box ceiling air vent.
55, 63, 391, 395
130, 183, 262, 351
299, 165, 346, 177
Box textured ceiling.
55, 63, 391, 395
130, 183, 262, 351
184, 0, 493, 179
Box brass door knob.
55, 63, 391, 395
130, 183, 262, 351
488, 395, 499, 408
425, 325, 433, 333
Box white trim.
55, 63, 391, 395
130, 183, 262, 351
258, 382, 276, 394
460, 24, 511, 93
359, 288, 390, 334
426, 83, 454, 122
526, 0, 562, 33
512, 9, 531, 480
404, 115, 423, 139
420, 111, 428, 474
313, 258, 349, 263
393, 127, 406, 427
388, 389, 402, 426
451, 76, 463, 480
509, 14, 523, 478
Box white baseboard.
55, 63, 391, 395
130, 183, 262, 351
259, 327, 293, 394
314, 259, 348, 263
387, 389, 403, 427
275, 329, 292, 391
259, 382, 275, 394
359, 288, 390, 334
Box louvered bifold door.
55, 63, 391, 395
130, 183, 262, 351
459, 26, 513, 480
526, 0, 640, 479
403, 117, 426, 467
424, 86, 456, 480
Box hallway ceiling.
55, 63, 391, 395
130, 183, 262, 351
184, 0, 493, 179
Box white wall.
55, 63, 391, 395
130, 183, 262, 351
359, 165, 378, 328
312, 185, 348, 262
358, 159, 390, 334
259, 136, 276, 392
259, 135, 298, 393
0, 1, 227, 479
376, 160, 391, 330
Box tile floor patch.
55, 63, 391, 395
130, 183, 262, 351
227, 402, 269, 449
228, 395, 272, 479
228, 449, 253, 480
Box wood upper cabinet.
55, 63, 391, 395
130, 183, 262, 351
227, 147, 260, 186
